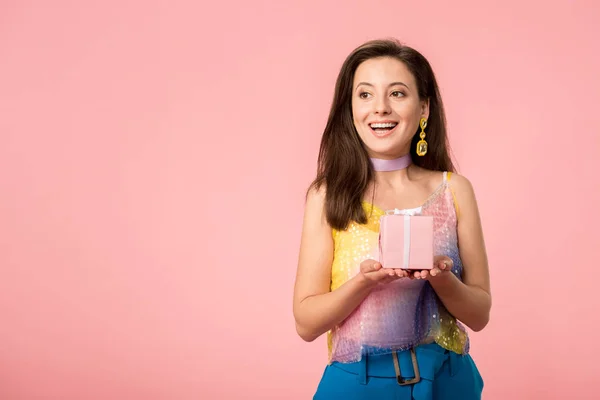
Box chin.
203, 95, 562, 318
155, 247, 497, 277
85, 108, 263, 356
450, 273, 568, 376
364, 140, 407, 158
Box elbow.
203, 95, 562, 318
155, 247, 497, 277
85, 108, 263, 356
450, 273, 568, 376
468, 310, 491, 333
469, 319, 489, 333
293, 300, 322, 342
295, 322, 320, 342
299, 332, 318, 343
468, 292, 492, 332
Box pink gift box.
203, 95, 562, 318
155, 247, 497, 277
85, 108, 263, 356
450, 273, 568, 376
379, 213, 434, 270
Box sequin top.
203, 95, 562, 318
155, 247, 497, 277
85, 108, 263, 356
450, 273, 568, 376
327, 171, 470, 363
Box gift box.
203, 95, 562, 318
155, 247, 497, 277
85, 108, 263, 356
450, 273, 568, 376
379, 212, 434, 270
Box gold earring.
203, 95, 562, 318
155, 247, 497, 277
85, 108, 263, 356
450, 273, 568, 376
416, 118, 428, 156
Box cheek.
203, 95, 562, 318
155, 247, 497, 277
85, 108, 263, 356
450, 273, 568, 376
393, 105, 420, 127
392, 102, 414, 116
351, 101, 369, 122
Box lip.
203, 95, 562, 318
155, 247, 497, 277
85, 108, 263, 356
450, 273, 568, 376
369, 121, 398, 138
369, 120, 398, 125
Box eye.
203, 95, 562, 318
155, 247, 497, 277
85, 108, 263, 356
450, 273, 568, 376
391, 91, 405, 98
359, 91, 371, 99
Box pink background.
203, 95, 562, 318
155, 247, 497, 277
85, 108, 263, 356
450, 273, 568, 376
1, 1, 599, 399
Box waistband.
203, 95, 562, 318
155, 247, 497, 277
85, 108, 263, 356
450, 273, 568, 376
330, 343, 461, 395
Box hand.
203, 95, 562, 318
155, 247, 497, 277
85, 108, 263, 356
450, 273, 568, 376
408, 255, 453, 280
358, 259, 409, 288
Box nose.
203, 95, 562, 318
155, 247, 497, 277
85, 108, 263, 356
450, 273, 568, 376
374, 96, 391, 114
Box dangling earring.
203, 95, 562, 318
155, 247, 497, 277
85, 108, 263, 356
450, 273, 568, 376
416, 118, 428, 156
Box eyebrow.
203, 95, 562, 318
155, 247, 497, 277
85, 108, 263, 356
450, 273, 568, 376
355, 82, 409, 90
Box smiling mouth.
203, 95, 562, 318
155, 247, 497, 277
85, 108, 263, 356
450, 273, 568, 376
369, 122, 398, 136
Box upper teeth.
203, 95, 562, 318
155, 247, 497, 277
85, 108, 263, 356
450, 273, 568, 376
370, 123, 397, 128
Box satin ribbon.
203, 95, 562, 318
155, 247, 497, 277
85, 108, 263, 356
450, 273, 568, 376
403, 214, 411, 269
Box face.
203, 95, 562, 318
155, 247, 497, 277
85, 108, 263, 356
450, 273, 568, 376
351, 56, 429, 159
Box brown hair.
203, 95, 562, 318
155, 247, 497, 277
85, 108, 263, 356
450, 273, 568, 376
309, 38, 456, 231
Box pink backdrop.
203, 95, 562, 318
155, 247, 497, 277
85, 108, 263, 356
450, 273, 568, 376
1, 1, 599, 399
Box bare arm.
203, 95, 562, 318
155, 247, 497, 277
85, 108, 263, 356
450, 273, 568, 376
427, 174, 492, 332
292, 186, 372, 342
292, 186, 405, 342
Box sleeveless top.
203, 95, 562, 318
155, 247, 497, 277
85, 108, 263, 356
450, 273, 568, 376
327, 171, 470, 363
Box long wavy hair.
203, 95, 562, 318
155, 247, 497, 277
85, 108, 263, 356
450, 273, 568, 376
309, 38, 456, 231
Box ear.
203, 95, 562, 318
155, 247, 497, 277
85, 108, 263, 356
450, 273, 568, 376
421, 98, 430, 120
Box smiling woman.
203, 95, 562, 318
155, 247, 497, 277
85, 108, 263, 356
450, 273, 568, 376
292, 39, 491, 399
353, 59, 429, 155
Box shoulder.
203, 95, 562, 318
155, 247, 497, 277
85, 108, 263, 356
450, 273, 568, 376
299, 183, 334, 259
304, 183, 330, 227
306, 182, 327, 209
447, 172, 476, 197
447, 172, 479, 221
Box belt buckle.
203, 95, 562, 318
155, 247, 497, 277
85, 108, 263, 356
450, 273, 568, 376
392, 348, 420, 386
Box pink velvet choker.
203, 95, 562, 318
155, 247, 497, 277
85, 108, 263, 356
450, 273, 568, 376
370, 154, 412, 171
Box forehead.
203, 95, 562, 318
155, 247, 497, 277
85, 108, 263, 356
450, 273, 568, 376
353, 56, 415, 87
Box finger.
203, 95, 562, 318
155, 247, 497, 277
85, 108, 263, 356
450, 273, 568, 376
363, 262, 381, 275
371, 269, 388, 282
395, 269, 405, 277
382, 273, 401, 284
420, 270, 429, 279
444, 257, 453, 269
430, 268, 440, 277
434, 256, 451, 268
377, 268, 394, 279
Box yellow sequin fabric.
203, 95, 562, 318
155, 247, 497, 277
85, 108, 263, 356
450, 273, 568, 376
327, 172, 470, 363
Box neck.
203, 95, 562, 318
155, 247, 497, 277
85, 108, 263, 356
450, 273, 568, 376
370, 154, 412, 172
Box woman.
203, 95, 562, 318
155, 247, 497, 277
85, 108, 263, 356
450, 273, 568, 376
293, 39, 491, 399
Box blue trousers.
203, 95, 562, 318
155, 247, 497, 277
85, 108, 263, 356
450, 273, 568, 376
313, 343, 483, 399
